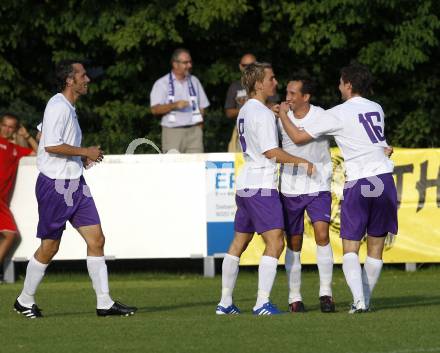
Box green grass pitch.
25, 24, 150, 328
1, 267, 439, 353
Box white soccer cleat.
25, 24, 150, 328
348, 300, 366, 314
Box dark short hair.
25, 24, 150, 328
241, 62, 272, 96
340, 63, 373, 96
170, 48, 191, 64
1, 112, 19, 125
288, 72, 316, 97
55, 60, 83, 92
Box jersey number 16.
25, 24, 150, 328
358, 112, 386, 144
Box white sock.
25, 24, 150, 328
362, 256, 383, 308
87, 256, 114, 309
219, 254, 240, 307
285, 249, 302, 303
342, 252, 365, 306
254, 255, 278, 310
316, 244, 334, 297
17, 256, 48, 307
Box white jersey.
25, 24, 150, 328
37, 93, 83, 179
305, 96, 393, 181
279, 105, 332, 195
235, 99, 279, 190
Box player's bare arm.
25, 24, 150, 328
151, 100, 190, 116
225, 107, 240, 119
271, 104, 280, 117
17, 124, 38, 154
384, 146, 393, 157
45, 144, 103, 162
264, 147, 314, 176
278, 102, 313, 144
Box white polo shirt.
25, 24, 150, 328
305, 97, 394, 181
279, 105, 332, 195
37, 93, 83, 179
235, 99, 279, 190
150, 72, 210, 128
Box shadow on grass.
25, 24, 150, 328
45, 297, 254, 317
42, 310, 95, 318
279, 294, 440, 314
137, 296, 257, 313
35, 295, 440, 318
373, 295, 440, 311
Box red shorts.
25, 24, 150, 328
0, 199, 17, 233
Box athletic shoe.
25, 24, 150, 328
96, 301, 137, 317
319, 296, 335, 313
288, 301, 306, 313
348, 300, 366, 314
253, 302, 282, 315
215, 304, 241, 315
13, 299, 43, 319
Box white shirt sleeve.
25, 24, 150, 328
255, 111, 279, 153
150, 79, 167, 107
305, 108, 343, 138
42, 104, 68, 147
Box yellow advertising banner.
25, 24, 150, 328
235, 148, 440, 265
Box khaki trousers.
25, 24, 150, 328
162, 125, 204, 153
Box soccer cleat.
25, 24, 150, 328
253, 302, 282, 315
288, 301, 306, 313
319, 296, 336, 313
96, 301, 137, 317
215, 304, 241, 315
348, 300, 366, 314
13, 299, 43, 319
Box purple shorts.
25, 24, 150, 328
281, 191, 331, 236
234, 189, 284, 234
341, 173, 398, 241
36, 173, 101, 240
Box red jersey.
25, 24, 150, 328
0, 136, 33, 203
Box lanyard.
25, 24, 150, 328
168, 73, 198, 112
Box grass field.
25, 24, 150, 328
1, 266, 440, 353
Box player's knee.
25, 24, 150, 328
315, 233, 329, 247
289, 235, 303, 251
267, 237, 284, 257
41, 243, 60, 258
230, 238, 249, 256
90, 235, 105, 251
1, 231, 19, 241
367, 247, 383, 259
277, 239, 285, 254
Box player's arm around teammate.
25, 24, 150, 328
217, 62, 314, 316
275, 77, 336, 313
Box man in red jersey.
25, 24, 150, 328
0, 113, 38, 281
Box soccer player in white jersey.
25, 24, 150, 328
277, 63, 398, 313
275, 75, 335, 313
13, 60, 137, 318
216, 62, 314, 316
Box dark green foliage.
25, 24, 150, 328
1, 0, 439, 152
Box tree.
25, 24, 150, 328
1, 0, 439, 152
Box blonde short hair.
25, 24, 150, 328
241, 62, 272, 96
